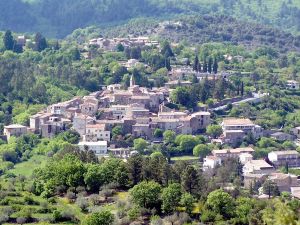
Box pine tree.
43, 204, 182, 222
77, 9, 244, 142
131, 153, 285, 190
193, 56, 199, 71
213, 58, 218, 74
3, 30, 14, 51
208, 57, 213, 74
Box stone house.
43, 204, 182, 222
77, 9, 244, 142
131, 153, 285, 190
4, 124, 27, 140
268, 150, 300, 168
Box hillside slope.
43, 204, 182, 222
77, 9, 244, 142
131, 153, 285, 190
1, 0, 300, 37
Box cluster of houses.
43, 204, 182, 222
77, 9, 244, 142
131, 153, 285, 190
88, 36, 159, 51
2, 75, 211, 158
203, 146, 300, 198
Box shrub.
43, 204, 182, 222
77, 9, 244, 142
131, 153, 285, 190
16, 217, 27, 224
66, 191, 76, 201
52, 210, 62, 222
76, 197, 89, 211
0, 214, 9, 223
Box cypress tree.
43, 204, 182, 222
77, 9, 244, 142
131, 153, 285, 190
3, 30, 14, 51
203, 58, 208, 73
208, 57, 213, 74
34, 32, 47, 52
193, 56, 199, 71
213, 58, 218, 74
241, 81, 244, 96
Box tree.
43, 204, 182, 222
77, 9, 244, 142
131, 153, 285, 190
165, 57, 171, 71
178, 135, 198, 153
127, 154, 143, 185
70, 48, 80, 60
213, 58, 218, 74
181, 165, 200, 194
153, 128, 163, 138
205, 189, 235, 219
263, 180, 280, 198
83, 210, 114, 225
3, 30, 14, 51
193, 56, 199, 72
129, 181, 162, 208
241, 81, 244, 96
180, 192, 195, 215
34, 32, 47, 52
161, 40, 174, 58
208, 57, 213, 74
161, 183, 182, 214
203, 58, 208, 73
134, 138, 148, 153
116, 43, 124, 52
163, 130, 176, 145
112, 126, 123, 138
214, 78, 226, 100
206, 125, 222, 138
193, 144, 211, 160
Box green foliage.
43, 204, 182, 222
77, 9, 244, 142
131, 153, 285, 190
129, 180, 161, 208
206, 125, 223, 138
83, 210, 114, 225
161, 183, 182, 213
205, 189, 235, 219
193, 144, 211, 159
33, 154, 86, 197
84, 158, 129, 192
133, 138, 148, 153
180, 192, 195, 215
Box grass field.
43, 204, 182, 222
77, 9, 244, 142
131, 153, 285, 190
171, 155, 199, 161
10, 155, 48, 177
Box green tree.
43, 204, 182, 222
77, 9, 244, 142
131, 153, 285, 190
193, 55, 199, 72
208, 57, 213, 74
263, 180, 280, 198
206, 189, 235, 219
153, 128, 163, 138
213, 58, 218, 74
161, 40, 174, 58
206, 125, 222, 138
129, 181, 162, 208
181, 165, 200, 194
3, 30, 14, 51
203, 58, 208, 73
180, 192, 195, 215
34, 32, 47, 52
193, 144, 211, 160
161, 183, 182, 214
134, 138, 148, 153
163, 130, 176, 144
116, 43, 124, 52
83, 210, 114, 225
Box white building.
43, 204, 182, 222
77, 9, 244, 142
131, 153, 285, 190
78, 141, 108, 156
85, 124, 110, 141
239, 153, 253, 165
203, 156, 221, 171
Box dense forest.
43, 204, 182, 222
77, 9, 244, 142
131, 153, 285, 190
2, 0, 300, 37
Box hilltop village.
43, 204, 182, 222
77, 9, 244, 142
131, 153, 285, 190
2, 29, 300, 224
